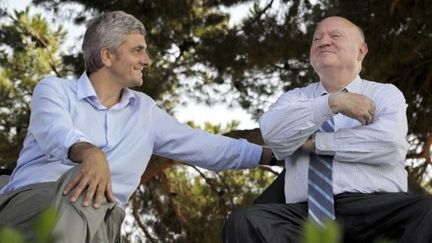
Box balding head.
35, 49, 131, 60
309, 16, 368, 85
317, 16, 365, 42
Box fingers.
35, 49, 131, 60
83, 180, 98, 207
93, 183, 106, 208
368, 99, 376, 118
70, 177, 90, 203
63, 149, 113, 208
329, 92, 377, 125
356, 105, 374, 125
105, 181, 114, 203
63, 174, 82, 197
301, 136, 315, 153
66, 176, 112, 208
63, 170, 113, 207
339, 93, 376, 124
363, 112, 373, 125
368, 107, 375, 120
363, 99, 375, 125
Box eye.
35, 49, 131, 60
132, 47, 147, 55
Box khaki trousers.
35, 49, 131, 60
0, 167, 125, 243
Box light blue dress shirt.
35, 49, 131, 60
2, 72, 262, 205
259, 76, 409, 203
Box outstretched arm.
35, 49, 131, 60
151, 106, 263, 171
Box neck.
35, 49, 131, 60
318, 70, 358, 93
88, 70, 123, 108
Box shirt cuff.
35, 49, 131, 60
311, 95, 333, 124
237, 138, 262, 169
59, 136, 92, 165
315, 132, 335, 156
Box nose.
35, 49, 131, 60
318, 34, 332, 47
141, 52, 152, 67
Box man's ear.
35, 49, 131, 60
358, 42, 368, 61
100, 47, 114, 67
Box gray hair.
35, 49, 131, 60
82, 11, 146, 74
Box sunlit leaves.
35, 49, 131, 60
0, 8, 67, 167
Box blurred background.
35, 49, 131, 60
0, 0, 431, 242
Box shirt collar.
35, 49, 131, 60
118, 88, 136, 108
316, 75, 362, 95
76, 72, 98, 101
76, 71, 136, 108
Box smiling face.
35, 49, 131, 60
310, 17, 367, 76
107, 33, 152, 88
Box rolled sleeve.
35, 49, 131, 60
234, 139, 262, 169
152, 106, 261, 171
259, 87, 333, 160
311, 94, 333, 123
316, 84, 409, 165
315, 132, 336, 156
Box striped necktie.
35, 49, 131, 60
308, 118, 335, 227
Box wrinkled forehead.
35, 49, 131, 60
314, 17, 362, 38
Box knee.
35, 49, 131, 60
225, 206, 251, 228
224, 206, 260, 232
408, 196, 432, 226
416, 196, 432, 214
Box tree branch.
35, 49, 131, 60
251, 0, 275, 23
421, 134, 432, 165
131, 193, 157, 243
184, 163, 221, 196
160, 172, 187, 225
260, 165, 281, 176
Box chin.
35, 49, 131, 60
317, 59, 338, 67
134, 79, 144, 86
126, 80, 143, 88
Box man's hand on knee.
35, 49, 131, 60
64, 143, 115, 208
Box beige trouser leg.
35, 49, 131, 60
0, 175, 10, 190
52, 166, 125, 243
0, 167, 125, 243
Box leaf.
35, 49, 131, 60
0, 227, 24, 243
303, 219, 341, 243
33, 208, 58, 243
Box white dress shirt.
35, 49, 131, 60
259, 76, 409, 203
2, 72, 262, 205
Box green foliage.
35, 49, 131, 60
303, 220, 341, 243
27, 0, 432, 190
302, 220, 396, 243
127, 120, 277, 242
0, 8, 67, 168
0, 208, 58, 243
1, 0, 432, 242
0, 227, 24, 243
28, 0, 432, 133
33, 208, 58, 243
130, 165, 276, 243
186, 120, 240, 134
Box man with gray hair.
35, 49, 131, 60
0, 11, 273, 242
